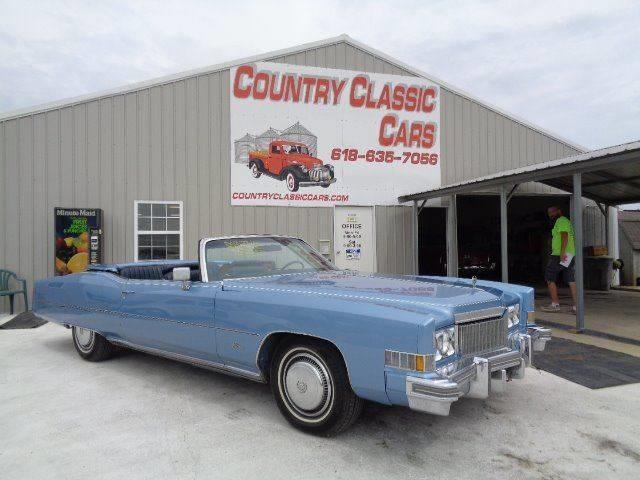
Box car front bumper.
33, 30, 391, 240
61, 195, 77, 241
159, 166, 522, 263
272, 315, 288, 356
405, 325, 551, 416
299, 178, 337, 187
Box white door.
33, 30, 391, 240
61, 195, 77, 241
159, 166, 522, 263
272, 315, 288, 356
333, 206, 376, 272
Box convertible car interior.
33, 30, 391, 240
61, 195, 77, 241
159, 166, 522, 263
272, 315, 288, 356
89, 262, 202, 281
88, 260, 279, 282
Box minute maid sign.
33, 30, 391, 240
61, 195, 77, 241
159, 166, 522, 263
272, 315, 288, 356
229, 62, 441, 207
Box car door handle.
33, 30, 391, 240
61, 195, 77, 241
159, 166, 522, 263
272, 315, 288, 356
121, 290, 136, 296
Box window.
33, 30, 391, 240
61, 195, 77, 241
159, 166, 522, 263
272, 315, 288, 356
203, 236, 335, 281
134, 201, 183, 261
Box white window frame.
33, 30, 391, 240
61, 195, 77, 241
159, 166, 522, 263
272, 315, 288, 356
134, 200, 184, 261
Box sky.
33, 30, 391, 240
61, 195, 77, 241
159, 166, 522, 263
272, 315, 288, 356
1, 1, 638, 184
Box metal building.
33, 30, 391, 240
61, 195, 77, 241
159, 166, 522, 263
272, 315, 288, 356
0, 35, 610, 312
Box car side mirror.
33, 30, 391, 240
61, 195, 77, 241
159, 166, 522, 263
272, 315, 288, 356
173, 267, 192, 291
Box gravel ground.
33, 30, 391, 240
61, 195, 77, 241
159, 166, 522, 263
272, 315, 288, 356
1, 324, 639, 480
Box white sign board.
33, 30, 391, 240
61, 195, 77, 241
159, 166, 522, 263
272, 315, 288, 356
230, 62, 441, 207
333, 206, 376, 272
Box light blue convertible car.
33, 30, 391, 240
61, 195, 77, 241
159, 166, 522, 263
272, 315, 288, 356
34, 235, 551, 435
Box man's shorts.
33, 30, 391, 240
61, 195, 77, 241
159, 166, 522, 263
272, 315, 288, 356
545, 255, 575, 284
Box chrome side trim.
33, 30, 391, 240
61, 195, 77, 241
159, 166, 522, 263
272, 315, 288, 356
454, 306, 505, 324
109, 338, 266, 383
254, 330, 355, 388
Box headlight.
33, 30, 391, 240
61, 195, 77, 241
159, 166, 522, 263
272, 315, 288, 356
435, 327, 456, 361
297, 164, 308, 173
507, 304, 520, 329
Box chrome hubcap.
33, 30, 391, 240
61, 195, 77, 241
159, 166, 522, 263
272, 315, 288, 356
285, 360, 326, 411
287, 174, 294, 190
74, 327, 94, 352
251, 164, 259, 177
279, 349, 333, 422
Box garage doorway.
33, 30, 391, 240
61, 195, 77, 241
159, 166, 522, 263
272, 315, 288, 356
456, 194, 570, 284
418, 207, 447, 276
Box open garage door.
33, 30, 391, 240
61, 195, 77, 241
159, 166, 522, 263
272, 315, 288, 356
457, 195, 571, 285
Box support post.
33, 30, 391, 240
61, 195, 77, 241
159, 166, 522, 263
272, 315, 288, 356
608, 206, 620, 286
500, 185, 509, 283
572, 173, 585, 332
446, 195, 458, 277
413, 200, 419, 275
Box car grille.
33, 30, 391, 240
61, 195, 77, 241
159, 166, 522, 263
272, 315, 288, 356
456, 316, 508, 357
309, 167, 331, 182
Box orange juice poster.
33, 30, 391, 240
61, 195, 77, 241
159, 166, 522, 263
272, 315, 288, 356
54, 208, 102, 276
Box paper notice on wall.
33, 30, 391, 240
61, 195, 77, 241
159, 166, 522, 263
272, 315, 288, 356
342, 213, 363, 261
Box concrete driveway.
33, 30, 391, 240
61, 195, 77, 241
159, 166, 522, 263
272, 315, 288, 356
1, 324, 639, 480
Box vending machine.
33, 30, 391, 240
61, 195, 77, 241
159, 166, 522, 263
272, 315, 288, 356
54, 208, 103, 276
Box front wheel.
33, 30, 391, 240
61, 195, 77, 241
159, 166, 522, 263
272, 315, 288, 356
270, 339, 363, 435
285, 172, 299, 192
72, 326, 115, 362
249, 161, 262, 178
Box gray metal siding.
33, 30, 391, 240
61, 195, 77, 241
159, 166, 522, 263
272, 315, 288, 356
0, 39, 602, 312
583, 204, 607, 247
0, 41, 415, 312
440, 88, 581, 190
375, 206, 415, 275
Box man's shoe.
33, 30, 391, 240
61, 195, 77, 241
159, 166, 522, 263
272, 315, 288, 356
541, 304, 561, 312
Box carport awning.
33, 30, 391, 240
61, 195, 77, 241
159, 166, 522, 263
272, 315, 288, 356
399, 140, 640, 206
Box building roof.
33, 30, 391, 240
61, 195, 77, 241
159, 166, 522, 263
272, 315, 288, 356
620, 210, 640, 250
0, 34, 584, 152
399, 140, 640, 206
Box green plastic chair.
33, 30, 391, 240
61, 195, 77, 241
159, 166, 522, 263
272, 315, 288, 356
0, 270, 28, 314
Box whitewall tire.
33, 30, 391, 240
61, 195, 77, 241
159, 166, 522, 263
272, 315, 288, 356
72, 326, 115, 362
270, 338, 363, 435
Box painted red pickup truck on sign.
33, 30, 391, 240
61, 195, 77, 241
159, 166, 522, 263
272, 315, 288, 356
248, 140, 336, 192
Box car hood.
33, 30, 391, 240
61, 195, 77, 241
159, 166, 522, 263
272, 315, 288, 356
223, 270, 505, 326
287, 154, 323, 167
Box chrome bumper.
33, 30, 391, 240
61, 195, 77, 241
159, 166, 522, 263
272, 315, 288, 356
406, 326, 551, 416
299, 178, 337, 187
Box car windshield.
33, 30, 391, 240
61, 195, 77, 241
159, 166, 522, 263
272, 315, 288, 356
283, 145, 309, 155
204, 236, 335, 281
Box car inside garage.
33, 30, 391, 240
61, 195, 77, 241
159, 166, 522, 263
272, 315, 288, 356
418, 194, 571, 286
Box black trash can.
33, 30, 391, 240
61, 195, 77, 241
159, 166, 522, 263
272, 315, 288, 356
584, 256, 613, 291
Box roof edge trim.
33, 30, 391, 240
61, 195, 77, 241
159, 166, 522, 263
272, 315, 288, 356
0, 34, 350, 122
0, 33, 585, 152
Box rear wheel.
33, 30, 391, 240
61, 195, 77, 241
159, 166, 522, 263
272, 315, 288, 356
72, 326, 114, 362
285, 171, 299, 192
270, 339, 363, 435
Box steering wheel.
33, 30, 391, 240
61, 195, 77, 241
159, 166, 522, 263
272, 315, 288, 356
281, 260, 305, 271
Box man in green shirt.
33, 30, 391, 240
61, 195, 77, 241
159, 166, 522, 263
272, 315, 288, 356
541, 206, 577, 313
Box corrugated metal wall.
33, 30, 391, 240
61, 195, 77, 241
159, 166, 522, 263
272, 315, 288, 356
583, 204, 607, 246
440, 89, 581, 194
0, 39, 606, 312
0, 41, 418, 312
375, 206, 415, 275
